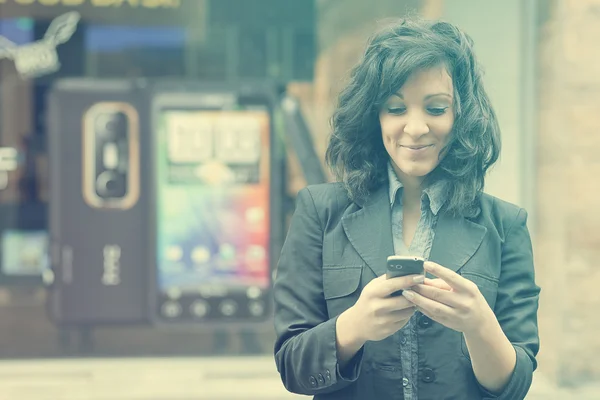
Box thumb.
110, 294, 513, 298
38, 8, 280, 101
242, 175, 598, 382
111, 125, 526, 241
424, 278, 452, 291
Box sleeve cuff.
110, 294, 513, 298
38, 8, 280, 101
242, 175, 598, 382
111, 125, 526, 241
293, 315, 365, 394
480, 345, 534, 400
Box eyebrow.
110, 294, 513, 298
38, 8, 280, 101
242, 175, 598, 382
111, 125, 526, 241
392, 93, 453, 100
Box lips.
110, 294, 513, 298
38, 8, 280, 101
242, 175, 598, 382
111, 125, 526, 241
400, 145, 433, 150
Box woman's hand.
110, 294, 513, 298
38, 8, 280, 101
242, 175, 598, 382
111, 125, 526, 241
401, 261, 496, 336
345, 273, 422, 343
336, 273, 422, 366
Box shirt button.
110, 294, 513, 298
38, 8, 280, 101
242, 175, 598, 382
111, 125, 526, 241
317, 374, 325, 384
422, 368, 436, 383
325, 370, 331, 380
418, 315, 432, 329
309, 376, 317, 387
400, 335, 407, 345
402, 377, 409, 387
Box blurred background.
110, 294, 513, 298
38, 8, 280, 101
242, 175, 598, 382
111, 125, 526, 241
0, 0, 598, 399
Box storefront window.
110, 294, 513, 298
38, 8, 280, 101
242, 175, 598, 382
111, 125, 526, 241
0, 0, 315, 358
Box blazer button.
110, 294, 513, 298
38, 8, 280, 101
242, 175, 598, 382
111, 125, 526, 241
325, 370, 331, 381
422, 368, 436, 383
418, 315, 432, 328
317, 374, 325, 384
309, 376, 317, 387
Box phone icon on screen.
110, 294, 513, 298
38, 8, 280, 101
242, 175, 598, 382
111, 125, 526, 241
191, 246, 211, 264
167, 115, 213, 163
219, 244, 236, 261
166, 245, 183, 261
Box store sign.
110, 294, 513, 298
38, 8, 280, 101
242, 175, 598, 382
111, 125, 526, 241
0, 11, 80, 78
0, 0, 181, 9
0, 0, 196, 25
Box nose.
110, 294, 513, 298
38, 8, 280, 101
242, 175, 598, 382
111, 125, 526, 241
403, 116, 430, 137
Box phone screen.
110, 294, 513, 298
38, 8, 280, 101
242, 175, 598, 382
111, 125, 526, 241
154, 104, 271, 321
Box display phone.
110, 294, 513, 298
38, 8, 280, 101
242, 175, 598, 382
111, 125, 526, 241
46, 79, 150, 325
386, 255, 425, 296
149, 82, 284, 325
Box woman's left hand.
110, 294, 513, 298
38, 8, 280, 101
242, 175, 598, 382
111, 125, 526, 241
401, 261, 496, 336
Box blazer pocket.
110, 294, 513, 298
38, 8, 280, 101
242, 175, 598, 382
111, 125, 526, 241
460, 271, 499, 309
322, 265, 363, 317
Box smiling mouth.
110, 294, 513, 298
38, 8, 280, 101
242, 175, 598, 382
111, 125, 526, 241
399, 145, 433, 150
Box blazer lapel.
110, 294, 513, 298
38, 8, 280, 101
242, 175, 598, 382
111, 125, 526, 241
428, 210, 487, 273
342, 186, 394, 278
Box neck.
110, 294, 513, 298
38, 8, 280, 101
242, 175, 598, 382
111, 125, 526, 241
392, 163, 423, 211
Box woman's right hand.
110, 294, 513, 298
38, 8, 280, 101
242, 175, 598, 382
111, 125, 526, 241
336, 273, 423, 366
346, 273, 423, 342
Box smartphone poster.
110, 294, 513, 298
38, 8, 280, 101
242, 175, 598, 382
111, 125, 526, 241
154, 106, 271, 321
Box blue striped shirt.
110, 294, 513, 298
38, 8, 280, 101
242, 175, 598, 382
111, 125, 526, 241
387, 162, 449, 400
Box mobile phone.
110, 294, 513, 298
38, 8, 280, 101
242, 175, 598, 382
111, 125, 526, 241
46, 78, 150, 325
149, 81, 284, 325
386, 255, 425, 296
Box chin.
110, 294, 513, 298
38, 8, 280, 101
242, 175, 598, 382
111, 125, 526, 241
394, 162, 435, 178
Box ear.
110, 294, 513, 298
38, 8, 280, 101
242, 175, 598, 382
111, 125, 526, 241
0, 36, 17, 60
43, 11, 81, 46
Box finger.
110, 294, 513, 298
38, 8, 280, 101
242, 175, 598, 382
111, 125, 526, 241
412, 284, 460, 308
424, 261, 471, 292
423, 278, 453, 291
379, 295, 415, 312
414, 306, 440, 326
378, 274, 424, 297
401, 289, 455, 321
389, 307, 416, 322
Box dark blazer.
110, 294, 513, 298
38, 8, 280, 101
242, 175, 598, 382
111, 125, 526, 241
273, 182, 540, 400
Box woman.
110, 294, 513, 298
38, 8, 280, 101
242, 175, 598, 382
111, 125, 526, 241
273, 16, 540, 400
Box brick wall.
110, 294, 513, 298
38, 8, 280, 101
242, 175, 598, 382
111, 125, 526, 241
534, 0, 564, 382
536, 0, 600, 386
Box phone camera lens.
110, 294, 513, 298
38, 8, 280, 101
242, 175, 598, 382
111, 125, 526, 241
105, 119, 117, 132
96, 171, 126, 198
105, 178, 118, 192
95, 112, 126, 140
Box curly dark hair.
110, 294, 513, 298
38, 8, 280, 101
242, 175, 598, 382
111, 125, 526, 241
325, 16, 501, 217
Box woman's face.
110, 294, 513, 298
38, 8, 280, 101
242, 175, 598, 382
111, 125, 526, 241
379, 65, 455, 182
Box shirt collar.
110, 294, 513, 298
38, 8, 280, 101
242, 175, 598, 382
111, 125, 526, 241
387, 162, 449, 216
388, 162, 404, 206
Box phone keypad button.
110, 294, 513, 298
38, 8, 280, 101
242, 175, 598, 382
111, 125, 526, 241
161, 301, 182, 318
219, 300, 238, 316
249, 300, 265, 316
190, 300, 209, 318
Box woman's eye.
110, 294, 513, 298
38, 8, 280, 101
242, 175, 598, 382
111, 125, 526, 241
427, 107, 449, 116
387, 107, 406, 115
